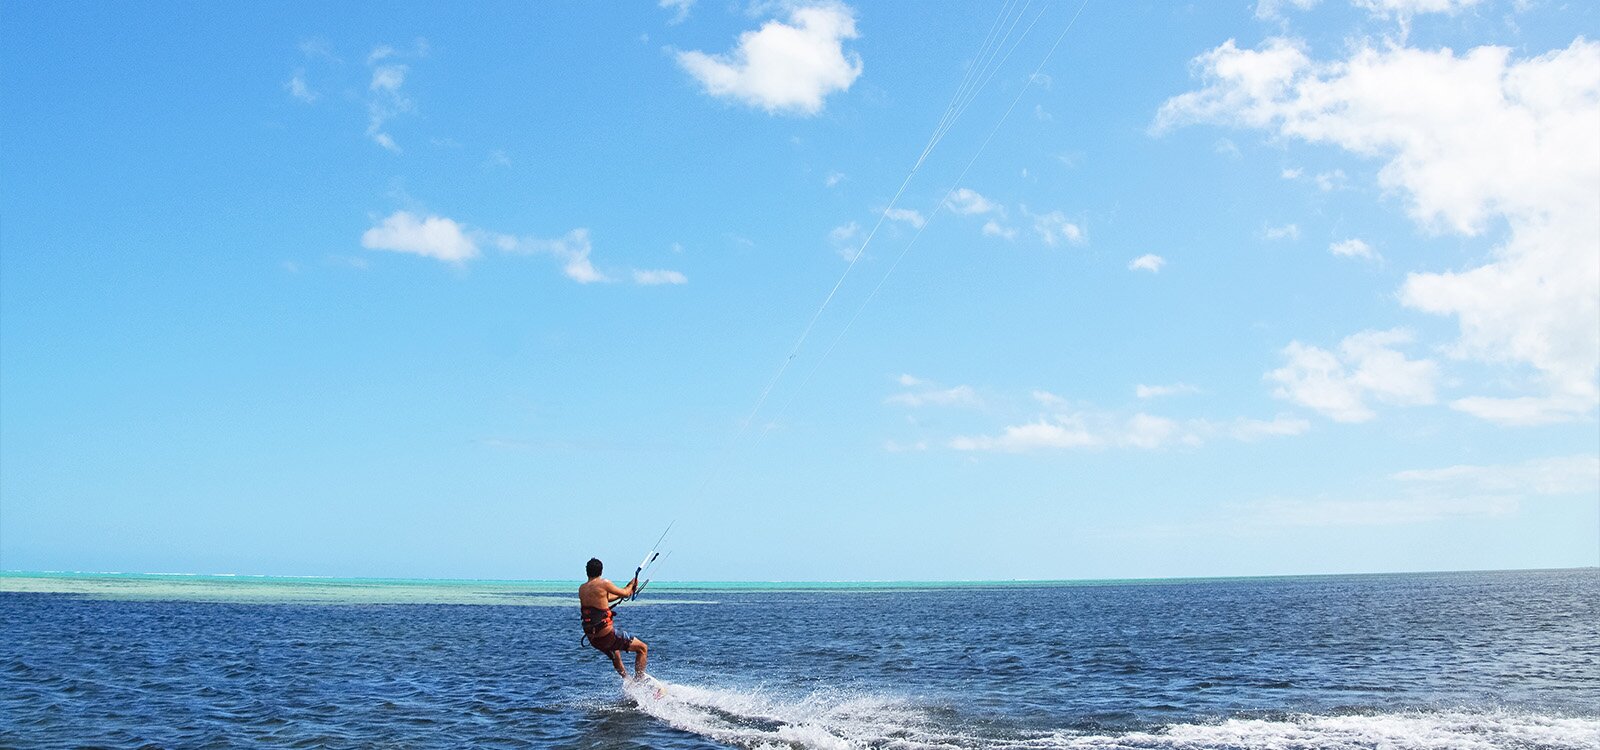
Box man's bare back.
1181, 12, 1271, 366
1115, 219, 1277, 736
579, 558, 649, 679
578, 577, 632, 612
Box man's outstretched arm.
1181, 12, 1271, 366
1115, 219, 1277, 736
602, 577, 638, 602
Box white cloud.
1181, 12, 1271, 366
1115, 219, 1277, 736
1330, 238, 1377, 259
1238, 493, 1517, 527
1256, 0, 1484, 22
286, 71, 317, 103
1158, 37, 1600, 422
675, 3, 862, 115
361, 211, 479, 263
828, 222, 861, 260
1394, 454, 1600, 495
366, 61, 412, 152
1315, 168, 1347, 191
367, 45, 397, 65
1136, 382, 1199, 399
1352, 0, 1486, 29
1254, 0, 1319, 20
945, 188, 998, 215
950, 420, 1101, 452
1449, 393, 1599, 426
982, 220, 1016, 240
887, 386, 979, 408
1129, 254, 1166, 272
884, 207, 926, 228
633, 269, 688, 285
1266, 329, 1438, 422
1028, 209, 1086, 246
1263, 223, 1300, 241
501, 228, 609, 283
361, 210, 645, 285
298, 38, 337, 61
887, 375, 980, 408
825, 171, 845, 187
1281, 167, 1303, 179
947, 390, 1302, 453
1031, 389, 1071, 408
660, 0, 695, 25
1227, 452, 1592, 530
1123, 413, 1183, 449
370, 64, 405, 92
1214, 138, 1242, 158
883, 439, 929, 453
1225, 415, 1313, 440
950, 412, 1201, 452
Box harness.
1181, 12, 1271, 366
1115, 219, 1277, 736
580, 605, 617, 650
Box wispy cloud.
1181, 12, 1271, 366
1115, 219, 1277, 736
884, 208, 926, 229
828, 222, 862, 260
1128, 254, 1166, 272
1263, 223, 1300, 241
366, 59, 411, 152
1027, 208, 1086, 246
943, 389, 1305, 453
660, 0, 695, 24
1330, 238, 1377, 260
1136, 382, 1199, 399
1266, 329, 1437, 423
360, 211, 683, 286
285, 70, 317, 102
982, 220, 1016, 240
498, 228, 609, 284
633, 269, 688, 285
945, 188, 998, 215
1230, 453, 1593, 531
675, 3, 862, 115
886, 374, 980, 408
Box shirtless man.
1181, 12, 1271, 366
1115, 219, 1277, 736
578, 557, 649, 679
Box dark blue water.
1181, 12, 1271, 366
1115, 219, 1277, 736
3, 569, 1597, 748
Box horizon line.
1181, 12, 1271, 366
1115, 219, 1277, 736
3, 564, 1594, 587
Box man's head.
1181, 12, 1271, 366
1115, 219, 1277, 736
586, 558, 603, 579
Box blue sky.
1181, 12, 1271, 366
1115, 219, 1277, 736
2, 0, 1596, 581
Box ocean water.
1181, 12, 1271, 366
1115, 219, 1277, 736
1, 569, 1597, 748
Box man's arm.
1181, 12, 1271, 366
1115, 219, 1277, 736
601, 576, 638, 601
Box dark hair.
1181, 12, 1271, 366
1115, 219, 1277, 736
586, 558, 603, 578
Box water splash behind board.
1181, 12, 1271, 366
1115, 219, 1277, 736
622, 677, 1600, 750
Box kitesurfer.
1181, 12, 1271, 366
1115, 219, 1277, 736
579, 557, 649, 679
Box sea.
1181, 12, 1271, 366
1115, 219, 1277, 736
1, 568, 1596, 749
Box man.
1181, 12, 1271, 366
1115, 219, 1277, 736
578, 557, 649, 679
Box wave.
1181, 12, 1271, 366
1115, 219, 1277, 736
622, 678, 1600, 750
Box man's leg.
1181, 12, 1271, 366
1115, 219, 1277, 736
608, 650, 627, 678
627, 638, 648, 678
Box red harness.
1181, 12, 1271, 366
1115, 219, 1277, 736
581, 605, 629, 653
580, 605, 614, 636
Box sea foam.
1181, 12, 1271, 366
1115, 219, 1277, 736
624, 678, 1600, 750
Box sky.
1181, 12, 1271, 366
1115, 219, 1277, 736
2, 0, 1597, 582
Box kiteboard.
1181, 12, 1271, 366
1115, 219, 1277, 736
629, 674, 668, 701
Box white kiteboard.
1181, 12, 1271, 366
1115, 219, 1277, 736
628, 674, 669, 701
